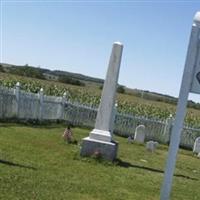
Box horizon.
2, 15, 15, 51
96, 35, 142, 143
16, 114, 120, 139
1, 1, 200, 102
1, 61, 198, 103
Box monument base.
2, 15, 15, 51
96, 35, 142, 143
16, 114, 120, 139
89, 129, 112, 142
80, 137, 118, 161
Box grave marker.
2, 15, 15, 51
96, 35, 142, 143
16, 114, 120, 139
193, 137, 200, 154
146, 141, 158, 152
134, 125, 146, 143
80, 42, 123, 161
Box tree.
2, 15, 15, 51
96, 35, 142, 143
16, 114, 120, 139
0, 64, 4, 72
11, 66, 45, 79
58, 75, 85, 86
117, 86, 125, 94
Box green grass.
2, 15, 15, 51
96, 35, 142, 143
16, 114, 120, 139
0, 123, 200, 200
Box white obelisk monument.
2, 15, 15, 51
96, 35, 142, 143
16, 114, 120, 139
160, 12, 200, 200
80, 42, 123, 161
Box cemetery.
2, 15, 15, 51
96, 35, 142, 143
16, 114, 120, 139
1, 7, 200, 200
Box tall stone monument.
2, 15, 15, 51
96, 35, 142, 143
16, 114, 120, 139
80, 42, 123, 161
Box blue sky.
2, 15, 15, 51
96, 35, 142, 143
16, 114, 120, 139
1, 1, 200, 101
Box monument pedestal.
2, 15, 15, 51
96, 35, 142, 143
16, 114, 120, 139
89, 129, 112, 142
80, 135, 118, 161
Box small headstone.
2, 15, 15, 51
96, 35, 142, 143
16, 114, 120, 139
146, 141, 159, 152
154, 141, 159, 147
127, 135, 134, 143
197, 152, 200, 158
193, 137, 200, 154
134, 125, 145, 143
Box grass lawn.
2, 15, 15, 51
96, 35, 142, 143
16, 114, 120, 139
0, 123, 200, 200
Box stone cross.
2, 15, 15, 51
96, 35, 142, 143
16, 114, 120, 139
193, 137, 200, 154
80, 42, 123, 161
134, 125, 146, 143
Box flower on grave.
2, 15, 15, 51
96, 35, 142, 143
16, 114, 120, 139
92, 150, 102, 159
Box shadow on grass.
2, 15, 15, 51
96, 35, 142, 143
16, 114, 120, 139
0, 159, 37, 170
116, 159, 198, 181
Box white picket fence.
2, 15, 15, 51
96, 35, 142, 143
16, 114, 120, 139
0, 83, 200, 149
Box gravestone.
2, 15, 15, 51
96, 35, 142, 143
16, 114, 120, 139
193, 137, 200, 154
146, 141, 159, 152
80, 42, 123, 161
127, 135, 134, 143
197, 152, 200, 158
134, 125, 145, 143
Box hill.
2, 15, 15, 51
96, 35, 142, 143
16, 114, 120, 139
1, 63, 200, 126
1, 62, 199, 109
0, 63, 104, 86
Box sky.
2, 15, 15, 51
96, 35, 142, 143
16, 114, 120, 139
1, 0, 200, 101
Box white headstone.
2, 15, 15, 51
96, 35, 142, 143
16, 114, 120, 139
146, 141, 159, 152
197, 152, 200, 158
127, 136, 134, 143
193, 137, 200, 154
134, 125, 145, 143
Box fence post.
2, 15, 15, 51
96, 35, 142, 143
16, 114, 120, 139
15, 82, 20, 118
163, 114, 174, 144
61, 92, 67, 120
38, 88, 44, 121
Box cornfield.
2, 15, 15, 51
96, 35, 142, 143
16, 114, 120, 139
1, 77, 200, 127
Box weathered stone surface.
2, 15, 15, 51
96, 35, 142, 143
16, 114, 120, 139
127, 135, 134, 143
146, 141, 159, 152
193, 137, 200, 154
80, 137, 118, 161
197, 152, 200, 158
134, 125, 146, 143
